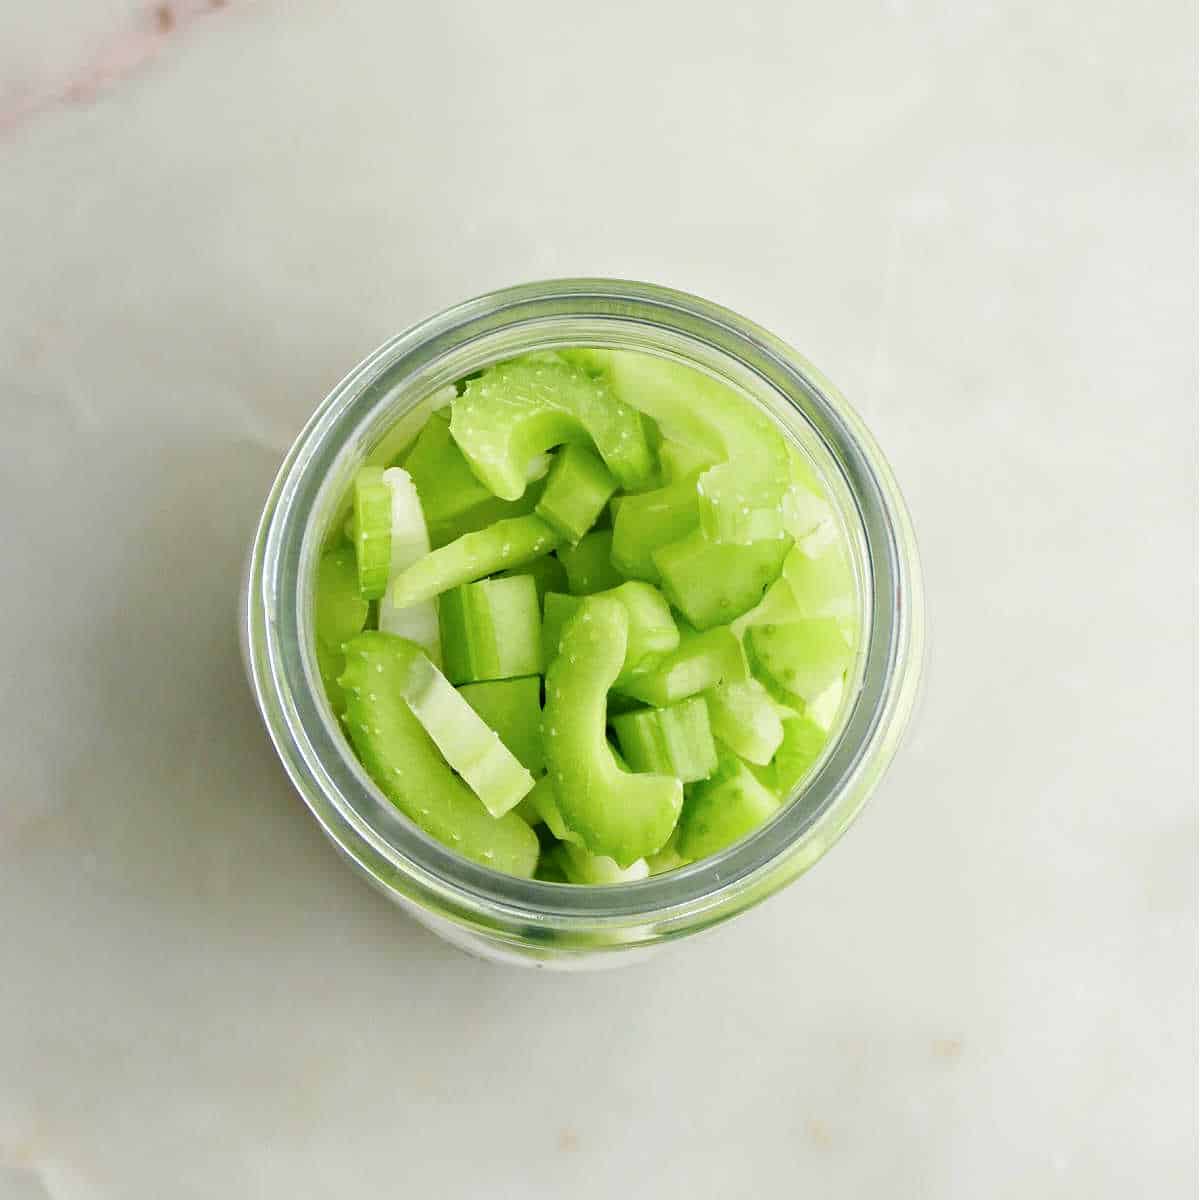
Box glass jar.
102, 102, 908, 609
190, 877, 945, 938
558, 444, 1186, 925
241, 279, 924, 968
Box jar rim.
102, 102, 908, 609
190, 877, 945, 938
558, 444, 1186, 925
244, 278, 924, 950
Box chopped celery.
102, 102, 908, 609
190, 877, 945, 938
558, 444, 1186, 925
361, 635, 533, 817
525, 775, 584, 847
611, 697, 717, 783
610, 471, 701, 583
439, 575, 541, 684
579, 349, 789, 544
389, 514, 561, 608
678, 754, 781, 860
653, 529, 792, 631
315, 545, 369, 654
450, 357, 655, 500
352, 466, 393, 599
499, 552, 567, 604
557, 842, 650, 884
542, 596, 683, 866
703, 679, 784, 766
375, 467, 440, 663
457, 676, 544, 774
645, 831, 689, 875
402, 410, 545, 548
806, 677, 845, 731
541, 583, 678, 678
745, 618, 853, 706
730, 575, 802, 636
614, 625, 748, 707
535, 443, 618, 543
658, 440, 719, 482
559, 530, 624, 595
339, 634, 538, 874
772, 714, 828, 796
782, 541, 859, 639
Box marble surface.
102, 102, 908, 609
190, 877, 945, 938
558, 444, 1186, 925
1, 2, 1196, 1196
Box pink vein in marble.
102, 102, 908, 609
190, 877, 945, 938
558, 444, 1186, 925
1, 1, 231, 137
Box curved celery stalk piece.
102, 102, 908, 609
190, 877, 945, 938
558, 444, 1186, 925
375, 467, 440, 662
744, 618, 853, 707
610, 470, 702, 583
388, 514, 560, 609
703, 679, 784, 765
450, 357, 655, 500
652, 529, 792, 630
580, 350, 789, 544
339, 634, 538, 874
614, 625, 748, 707
542, 596, 683, 866
678, 754, 781, 860
541, 583, 678, 678
314, 545, 368, 716
352, 466, 392, 599
559, 531, 624, 595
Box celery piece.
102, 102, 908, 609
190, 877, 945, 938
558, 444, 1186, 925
449, 357, 655, 500
352, 466, 392, 599
535, 443, 618, 543
543, 596, 683, 866
559, 531, 623, 595
524, 775, 584, 847
375, 467, 440, 663
611, 697, 717, 783
782, 541, 859, 642
614, 626, 748, 707
610, 470, 702, 583
703, 679, 784, 766
388, 514, 560, 608
658, 439, 719, 482
439, 575, 541, 684
339, 634, 538, 873
541, 583, 678, 679
653, 529, 792, 631
498, 553, 567, 605
645, 832, 689, 875
557, 842, 650, 885
457, 676, 544, 774
315, 545, 369, 654
744, 618, 853, 706
578, 349, 790, 545
772, 714, 828, 796
678, 754, 781, 860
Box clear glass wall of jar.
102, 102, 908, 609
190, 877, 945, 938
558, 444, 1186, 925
241, 279, 924, 968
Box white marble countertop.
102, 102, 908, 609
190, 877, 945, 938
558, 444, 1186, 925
1, 3, 1195, 1196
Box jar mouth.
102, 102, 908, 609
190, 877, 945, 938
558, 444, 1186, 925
245, 278, 923, 944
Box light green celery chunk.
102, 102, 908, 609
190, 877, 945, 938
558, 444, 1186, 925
772, 714, 828, 796
578, 350, 789, 545
610, 471, 701, 583
559, 531, 624, 595
389, 514, 560, 608
315, 545, 369, 654
525, 776, 584, 847
543, 596, 683, 866
541, 583, 678, 679
645, 831, 689, 875
653, 529, 792, 631
658, 440, 719, 482
782, 541, 859, 639
375, 467, 440, 663
450, 357, 655, 500
614, 626, 748, 707
745, 618, 853, 706
439, 574, 541, 684
535, 443, 617, 543
704, 679, 784, 766
370, 636, 533, 817
556, 842, 649, 885
730, 576, 803, 636
678, 755, 781, 860
611, 697, 717, 783
805, 677, 845, 732
352, 466, 392, 599
457, 676, 544, 774
499, 553, 567, 605
339, 634, 538, 874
